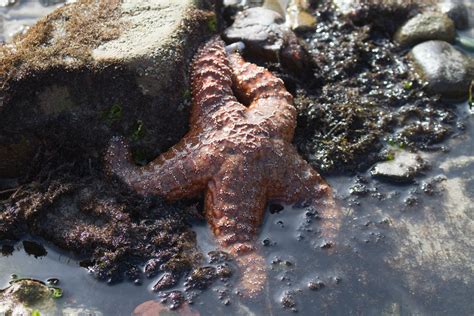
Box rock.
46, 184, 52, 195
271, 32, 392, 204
332, 0, 357, 15
387, 176, 474, 294
91, 0, 215, 97
224, 7, 286, 58
437, 0, 469, 30
133, 300, 200, 316
371, 150, 426, 182
152, 272, 178, 291
223, 6, 313, 73
0, 0, 216, 178
0, 279, 57, 315
394, 12, 455, 47
410, 40, 474, 98
263, 0, 317, 31
440, 155, 474, 172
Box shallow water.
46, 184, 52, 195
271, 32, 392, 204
1, 101, 472, 315
1, 2, 474, 316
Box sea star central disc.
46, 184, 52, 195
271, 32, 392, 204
105, 37, 341, 296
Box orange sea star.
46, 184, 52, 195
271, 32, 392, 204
105, 37, 341, 297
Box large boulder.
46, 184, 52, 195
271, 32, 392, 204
0, 0, 216, 179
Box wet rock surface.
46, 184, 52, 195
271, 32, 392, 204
394, 12, 456, 47
290, 1, 457, 173
371, 150, 427, 182
224, 6, 286, 57
437, 0, 470, 30
410, 40, 474, 98
0, 0, 220, 300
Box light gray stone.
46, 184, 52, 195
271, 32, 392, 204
394, 12, 456, 47
410, 40, 474, 98
371, 150, 426, 182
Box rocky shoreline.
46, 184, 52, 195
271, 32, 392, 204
0, 0, 472, 314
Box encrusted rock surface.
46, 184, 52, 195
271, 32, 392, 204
0, 0, 216, 179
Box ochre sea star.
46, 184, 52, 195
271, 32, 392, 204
105, 37, 341, 297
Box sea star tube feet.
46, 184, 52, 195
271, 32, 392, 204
105, 36, 341, 297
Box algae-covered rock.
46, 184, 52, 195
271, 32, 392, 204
0, 0, 216, 179
0, 279, 57, 315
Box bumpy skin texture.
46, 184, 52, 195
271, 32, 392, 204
105, 37, 341, 297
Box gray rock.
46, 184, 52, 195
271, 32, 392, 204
371, 150, 426, 182
92, 0, 215, 96
410, 40, 474, 98
394, 12, 456, 47
0, 0, 215, 178
437, 0, 470, 30
223, 6, 313, 73
224, 7, 287, 57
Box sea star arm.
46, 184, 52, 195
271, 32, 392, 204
104, 135, 215, 200
267, 144, 341, 243
227, 53, 297, 141
190, 37, 246, 128
204, 157, 267, 297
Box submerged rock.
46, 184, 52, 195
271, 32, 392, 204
371, 150, 427, 182
387, 175, 474, 296
410, 40, 474, 98
0, 279, 56, 315
437, 0, 470, 30
394, 12, 455, 47
133, 300, 200, 316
